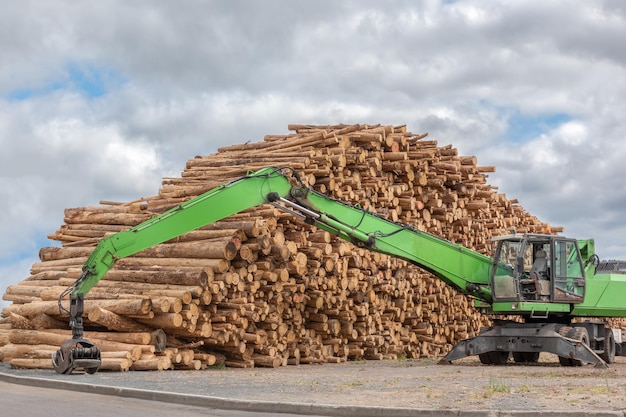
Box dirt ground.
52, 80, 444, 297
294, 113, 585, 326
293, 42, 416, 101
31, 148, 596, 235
337, 355, 626, 412
197, 354, 626, 412
3, 354, 626, 413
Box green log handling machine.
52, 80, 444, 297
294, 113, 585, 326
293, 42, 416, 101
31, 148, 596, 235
52, 167, 626, 374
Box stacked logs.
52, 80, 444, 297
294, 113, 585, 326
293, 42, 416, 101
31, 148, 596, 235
1, 124, 558, 370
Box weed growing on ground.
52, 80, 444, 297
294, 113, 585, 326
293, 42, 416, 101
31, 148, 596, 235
477, 378, 512, 398
341, 379, 366, 387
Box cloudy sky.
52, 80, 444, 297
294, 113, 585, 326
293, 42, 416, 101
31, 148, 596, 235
1, 1, 625, 307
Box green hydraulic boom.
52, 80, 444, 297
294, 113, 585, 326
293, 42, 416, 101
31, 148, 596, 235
53, 167, 626, 374
53, 167, 293, 373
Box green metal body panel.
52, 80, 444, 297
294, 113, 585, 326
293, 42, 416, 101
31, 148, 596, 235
488, 302, 572, 315
572, 271, 626, 317
72, 167, 294, 296
572, 238, 626, 317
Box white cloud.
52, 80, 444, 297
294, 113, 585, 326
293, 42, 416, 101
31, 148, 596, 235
1, 0, 626, 303
37, 118, 161, 193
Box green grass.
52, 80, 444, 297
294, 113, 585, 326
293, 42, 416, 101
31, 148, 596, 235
340, 379, 366, 387
478, 378, 512, 398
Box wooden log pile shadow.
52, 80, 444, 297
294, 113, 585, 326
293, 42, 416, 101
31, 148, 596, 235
1, 124, 560, 371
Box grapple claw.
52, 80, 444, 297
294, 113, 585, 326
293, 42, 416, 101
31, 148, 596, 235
52, 338, 101, 375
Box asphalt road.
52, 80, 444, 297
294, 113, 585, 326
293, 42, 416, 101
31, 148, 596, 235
0, 381, 328, 417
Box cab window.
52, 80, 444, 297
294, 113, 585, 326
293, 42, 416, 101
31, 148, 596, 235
553, 240, 584, 301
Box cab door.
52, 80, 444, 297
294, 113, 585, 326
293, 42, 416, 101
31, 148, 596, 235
553, 239, 585, 303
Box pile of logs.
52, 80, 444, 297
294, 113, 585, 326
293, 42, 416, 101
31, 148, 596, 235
1, 124, 558, 371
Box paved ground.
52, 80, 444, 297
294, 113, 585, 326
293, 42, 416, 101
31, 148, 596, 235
2, 355, 626, 416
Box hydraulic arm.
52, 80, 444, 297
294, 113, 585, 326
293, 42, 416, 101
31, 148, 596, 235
270, 186, 496, 302
53, 167, 294, 373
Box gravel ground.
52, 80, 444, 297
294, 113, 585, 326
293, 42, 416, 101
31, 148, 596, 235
2, 355, 626, 413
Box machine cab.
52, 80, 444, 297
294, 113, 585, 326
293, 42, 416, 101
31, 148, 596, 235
490, 234, 585, 303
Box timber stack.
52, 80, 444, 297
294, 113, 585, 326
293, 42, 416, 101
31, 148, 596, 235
1, 124, 556, 371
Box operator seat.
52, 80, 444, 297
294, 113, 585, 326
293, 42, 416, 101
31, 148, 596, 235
530, 250, 550, 300
529, 250, 548, 281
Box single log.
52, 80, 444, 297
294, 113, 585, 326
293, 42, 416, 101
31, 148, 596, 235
7, 312, 33, 329
44, 328, 153, 345
10, 358, 54, 369
4, 298, 151, 318
135, 239, 239, 261
79, 268, 210, 287
64, 209, 152, 226
130, 356, 171, 371
88, 306, 154, 332
0, 343, 59, 360
8, 329, 146, 359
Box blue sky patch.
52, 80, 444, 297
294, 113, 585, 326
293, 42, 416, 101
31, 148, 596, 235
6, 62, 127, 101
478, 100, 572, 143
505, 112, 571, 143
66, 62, 127, 98
7, 80, 65, 101
0, 234, 59, 264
